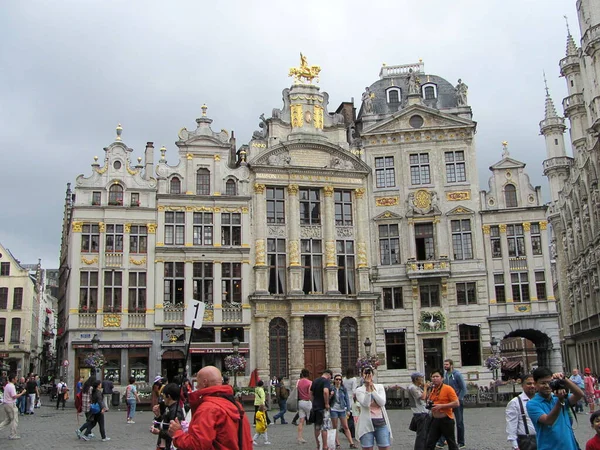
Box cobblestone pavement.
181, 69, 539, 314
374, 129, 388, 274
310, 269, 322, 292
0, 399, 596, 449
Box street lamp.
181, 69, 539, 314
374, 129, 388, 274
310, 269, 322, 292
91, 334, 100, 380
232, 337, 240, 389
364, 337, 372, 357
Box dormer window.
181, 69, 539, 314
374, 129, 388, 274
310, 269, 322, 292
196, 169, 210, 195
504, 184, 518, 208
108, 184, 124, 206
386, 87, 401, 103
421, 83, 437, 100
225, 179, 237, 196
170, 177, 181, 194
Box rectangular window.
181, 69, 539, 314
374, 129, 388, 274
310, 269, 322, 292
299, 188, 321, 225
456, 282, 477, 305
507, 224, 526, 257
164, 262, 185, 305
79, 271, 98, 312
385, 331, 407, 369
0, 287, 8, 309
420, 284, 440, 307
12, 287, 23, 310
530, 223, 542, 255
130, 192, 140, 207
129, 225, 148, 254
459, 324, 481, 366
221, 213, 241, 246
268, 238, 286, 294
445, 151, 466, 183
92, 191, 101, 206
451, 219, 473, 260
334, 190, 353, 226
535, 271, 547, 300
196, 169, 210, 195
165, 212, 185, 245
128, 272, 146, 312
375, 156, 396, 188
0, 262, 9, 276
379, 224, 400, 265
105, 224, 124, 252
81, 224, 100, 253
193, 262, 213, 305
103, 270, 123, 312
383, 287, 403, 309
415, 223, 435, 261
222, 262, 242, 305
0, 318, 5, 343
10, 318, 20, 343
511, 272, 530, 302
193, 212, 213, 246
491, 226, 502, 258
409, 153, 431, 185
266, 187, 285, 224
337, 240, 356, 294
301, 239, 323, 294
494, 274, 506, 303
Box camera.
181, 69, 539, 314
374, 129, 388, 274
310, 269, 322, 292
364, 368, 372, 375
549, 378, 568, 392
425, 400, 435, 410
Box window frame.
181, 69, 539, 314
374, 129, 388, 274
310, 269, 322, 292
266, 187, 286, 224
164, 262, 185, 305
490, 225, 502, 258
222, 262, 242, 305
81, 224, 100, 253
535, 271, 547, 300
108, 184, 124, 206
511, 272, 530, 302
79, 271, 98, 313
0, 262, 10, 276
456, 282, 477, 305
379, 224, 400, 265
103, 270, 123, 313
507, 224, 526, 257
531, 223, 542, 255
105, 224, 124, 253
225, 179, 237, 196
301, 239, 323, 294
409, 153, 431, 185
12, 287, 23, 310
0, 318, 5, 343
383, 287, 403, 309
221, 213, 242, 246
128, 272, 147, 313
267, 238, 287, 295
269, 318, 289, 378
10, 318, 21, 343
386, 87, 401, 103
196, 169, 210, 195
504, 184, 518, 208
299, 188, 321, 225
0, 287, 8, 309
170, 177, 181, 194
420, 284, 440, 307
92, 191, 101, 206
129, 225, 148, 254
165, 211, 185, 246
375, 156, 396, 188
385, 330, 407, 370
445, 150, 466, 183
193, 212, 213, 246
337, 240, 356, 295
451, 219, 473, 260
193, 262, 214, 306
334, 190, 353, 226
459, 324, 481, 366
494, 273, 506, 303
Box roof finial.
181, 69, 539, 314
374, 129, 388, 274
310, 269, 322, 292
201, 104, 207, 117
502, 141, 509, 158
116, 123, 122, 141
543, 71, 549, 96
564, 15, 570, 36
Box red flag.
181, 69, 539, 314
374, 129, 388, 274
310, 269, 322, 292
248, 368, 258, 387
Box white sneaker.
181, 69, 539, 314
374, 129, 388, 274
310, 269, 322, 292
102, 437, 111, 442
264, 441, 272, 445
253, 441, 258, 445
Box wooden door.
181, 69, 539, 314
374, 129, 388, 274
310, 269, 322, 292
304, 340, 326, 380
423, 338, 444, 380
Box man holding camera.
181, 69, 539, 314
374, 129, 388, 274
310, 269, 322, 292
527, 367, 584, 450
424, 369, 460, 450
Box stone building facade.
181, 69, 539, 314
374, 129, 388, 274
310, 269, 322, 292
543, 0, 600, 373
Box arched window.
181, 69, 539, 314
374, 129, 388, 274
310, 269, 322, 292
504, 184, 518, 208
196, 169, 210, 195
108, 184, 124, 205
170, 177, 181, 194
340, 317, 358, 374
225, 179, 237, 196
423, 86, 435, 100
269, 318, 288, 378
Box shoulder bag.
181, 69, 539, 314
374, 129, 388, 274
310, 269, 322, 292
516, 397, 537, 450
287, 381, 299, 412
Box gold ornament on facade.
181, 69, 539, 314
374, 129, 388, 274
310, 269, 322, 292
540, 221, 547, 230
482, 225, 491, 234
357, 242, 368, 268
103, 314, 121, 327
314, 104, 324, 129
124, 223, 131, 233
255, 239, 266, 265
413, 189, 432, 210
254, 183, 266, 194
98, 222, 106, 232
375, 197, 399, 207
214, 154, 221, 161
126, 164, 138, 175
325, 241, 336, 266
242, 207, 249, 213
499, 224, 507, 233
186, 153, 193, 160
523, 222, 531, 232
287, 184, 299, 195
72, 221, 83, 232
81, 256, 98, 265
95, 164, 108, 174
355, 188, 365, 199
323, 186, 334, 197
147, 223, 157, 233
204, 309, 214, 322
291, 104, 303, 128
130, 257, 146, 265
289, 240, 300, 266
288, 53, 321, 84
446, 191, 471, 201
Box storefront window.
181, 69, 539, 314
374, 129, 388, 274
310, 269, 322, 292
129, 348, 149, 382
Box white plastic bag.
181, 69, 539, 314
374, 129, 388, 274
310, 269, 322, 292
326, 429, 337, 450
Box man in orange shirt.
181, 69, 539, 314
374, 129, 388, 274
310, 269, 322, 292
425, 369, 460, 450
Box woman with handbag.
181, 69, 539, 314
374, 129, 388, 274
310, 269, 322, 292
125, 376, 141, 424
80, 380, 110, 441
407, 372, 429, 450
331, 374, 358, 448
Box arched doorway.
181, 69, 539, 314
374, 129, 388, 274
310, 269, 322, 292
161, 349, 185, 382
499, 336, 537, 380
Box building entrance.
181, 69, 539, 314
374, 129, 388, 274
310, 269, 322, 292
423, 338, 444, 379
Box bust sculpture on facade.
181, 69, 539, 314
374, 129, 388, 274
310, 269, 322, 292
455, 79, 468, 106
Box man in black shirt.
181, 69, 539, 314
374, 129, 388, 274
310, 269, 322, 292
310, 369, 333, 449
25, 375, 39, 415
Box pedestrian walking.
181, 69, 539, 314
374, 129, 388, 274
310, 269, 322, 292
505, 374, 537, 450
101, 378, 114, 411
272, 377, 289, 424
151, 375, 163, 409
585, 368, 596, 414
330, 373, 357, 448
79, 380, 110, 441
570, 368, 586, 413
254, 380, 271, 425
437, 359, 467, 449
296, 368, 313, 444
125, 376, 141, 423
253, 404, 272, 445
342, 368, 358, 438
310, 369, 334, 450
76, 378, 94, 439
0, 373, 27, 440
407, 372, 429, 450
25, 374, 39, 415
55, 378, 68, 410
355, 367, 392, 450
424, 368, 459, 450
151, 383, 184, 450
15, 377, 26, 416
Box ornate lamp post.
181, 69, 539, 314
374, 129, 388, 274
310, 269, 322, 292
232, 337, 240, 389
364, 337, 372, 357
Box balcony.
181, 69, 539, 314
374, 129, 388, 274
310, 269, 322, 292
562, 93, 584, 115
542, 156, 573, 175
105, 253, 123, 268
78, 313, 97, 328
509, 257, 528, 271
223, 306, 242, 322
489, 299, 557, 317
164, 304, 185, 323
405, 257, 451, 279
582, 23, 600, 57
128, 313, 146, 328
559, 54, 580, 73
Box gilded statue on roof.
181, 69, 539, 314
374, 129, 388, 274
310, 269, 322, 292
289, 53, 321, 84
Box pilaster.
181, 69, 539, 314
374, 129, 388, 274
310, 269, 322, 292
323, 186, 338, 293
289, 316, 304, 384
326, 316, 342, 374
255, 317, 269, 380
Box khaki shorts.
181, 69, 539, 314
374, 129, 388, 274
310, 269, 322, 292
298, 399, 312, 419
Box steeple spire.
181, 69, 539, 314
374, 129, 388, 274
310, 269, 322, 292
564, 15, 578, 56
543, 72, 559, 121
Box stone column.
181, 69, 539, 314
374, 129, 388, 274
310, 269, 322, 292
287, 184, 302, 293
213, 154, 222, 195
540, 221, 555, 302
213, 208, 223, 248
354, 188, 370, 293
481, 225, 498, 313
522, 222, 537, 302
326, 316, 342, 374
254, 184, 269, 293
213, 261, 223, 323
323, 186, 339, 294
407, 219, 416, 258
499, 224, 512, 302
154, 261, 165, 323
289, 316, 304, 384
255, 317, 269, 380
185, 153, 194, 195
185, 207, 193, 247
156, 209, 165, 247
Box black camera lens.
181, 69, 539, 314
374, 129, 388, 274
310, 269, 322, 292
549, 379, 568, 392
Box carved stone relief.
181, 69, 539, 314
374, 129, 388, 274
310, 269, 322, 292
300, 226, 322, 238
336, 227, 354, 238
268, 226, 287, 237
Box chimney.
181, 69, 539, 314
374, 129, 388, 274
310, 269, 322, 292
144, 142, 154, 180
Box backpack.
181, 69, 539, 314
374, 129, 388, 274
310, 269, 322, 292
75, 391, 83, 413
280, 387, 289, 400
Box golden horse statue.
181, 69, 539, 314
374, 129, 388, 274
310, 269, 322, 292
289, 53, 321, 84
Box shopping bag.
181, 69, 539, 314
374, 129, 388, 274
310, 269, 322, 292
326, 429, 337, 450
287, 386, 299, 412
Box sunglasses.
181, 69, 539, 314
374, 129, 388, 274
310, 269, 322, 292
334, 378, 342, 381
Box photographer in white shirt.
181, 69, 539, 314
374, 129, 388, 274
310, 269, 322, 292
505, 375, 537, 450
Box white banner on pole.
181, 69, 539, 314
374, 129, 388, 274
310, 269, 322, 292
185, 299, 205, 329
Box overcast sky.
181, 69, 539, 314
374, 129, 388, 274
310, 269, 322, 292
0, 0, 579, 267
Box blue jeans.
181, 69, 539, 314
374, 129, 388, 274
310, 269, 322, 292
127, 399, 137, 420
437, 401, 464, 446
273, 400, 287, 423
16, 396, 26, 414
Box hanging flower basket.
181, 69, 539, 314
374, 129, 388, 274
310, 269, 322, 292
356, 355, 380, 372
224, 354, 247, 373
84, 351, 106, 368
485, 355, 506, 371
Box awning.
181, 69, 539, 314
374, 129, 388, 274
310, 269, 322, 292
503, 360, 522, 370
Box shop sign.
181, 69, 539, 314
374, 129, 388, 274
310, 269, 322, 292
0, 352, 9, 358
72, 342, 152, 349
189, 348, 249, 354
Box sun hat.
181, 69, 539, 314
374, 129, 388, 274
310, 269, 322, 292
154, 375, 162, 383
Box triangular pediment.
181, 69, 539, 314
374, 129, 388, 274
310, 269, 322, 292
249, 141, 370, 174
489, 157, 526, 170
446, 205, 475, 216
363, 104, 475, 135
373, 210, 403, 221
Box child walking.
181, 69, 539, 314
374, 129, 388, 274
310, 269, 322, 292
253, 404, 271, 445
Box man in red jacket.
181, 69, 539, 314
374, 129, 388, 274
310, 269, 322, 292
168, 365, 252, 450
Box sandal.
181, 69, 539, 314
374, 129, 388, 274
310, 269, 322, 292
350, 444, 358, 449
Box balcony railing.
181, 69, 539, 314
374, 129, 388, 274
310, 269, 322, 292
405, 257, 451, 279
79, 313, 97, 328
509, 257, 528, 271
223, 306, 242, 322
105, 253, 123, 268
582, 23, 600, 57
128, 313, 146, 328
164, 305, 185, 323
562, 93, 584, 113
